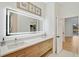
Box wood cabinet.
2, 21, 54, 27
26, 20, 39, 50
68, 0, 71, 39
3, 38, 53, 57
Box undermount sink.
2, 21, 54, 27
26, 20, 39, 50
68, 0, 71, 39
7, 42, 26, 49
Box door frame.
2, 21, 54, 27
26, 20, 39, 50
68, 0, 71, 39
55, 16, 65, 54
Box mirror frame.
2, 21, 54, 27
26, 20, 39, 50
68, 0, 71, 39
6, 8, 42, 36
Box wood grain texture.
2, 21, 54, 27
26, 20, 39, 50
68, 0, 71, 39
63, 36, 79, 54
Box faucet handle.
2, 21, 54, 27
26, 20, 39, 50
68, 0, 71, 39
3, 37, 5, 41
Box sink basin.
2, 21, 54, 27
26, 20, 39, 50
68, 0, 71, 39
7, 42, 26, 49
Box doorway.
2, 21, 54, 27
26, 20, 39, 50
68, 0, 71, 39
55, 17, 65, 54
63, 16, 79, 55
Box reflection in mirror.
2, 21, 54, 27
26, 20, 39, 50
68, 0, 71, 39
6, 9, 41, 35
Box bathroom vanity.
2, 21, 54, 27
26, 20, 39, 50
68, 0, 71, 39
1, 37, 53, 57
0, 8, 53, 57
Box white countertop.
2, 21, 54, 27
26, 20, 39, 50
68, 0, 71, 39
0, 36, 53, 56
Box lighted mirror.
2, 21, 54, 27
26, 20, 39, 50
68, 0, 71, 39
6, 8, 41, 36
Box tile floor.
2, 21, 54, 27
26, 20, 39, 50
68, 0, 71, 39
47, 50, 79, 57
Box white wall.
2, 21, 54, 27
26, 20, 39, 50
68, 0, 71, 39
56, 2, 79, 37
44, 2, 56, 53
55, 2, 79, 37
0, 2, 46, 42
57, 2, 79, 18
65, 19, 73, 36
44, 2, 55, 37
65, 16, 78, 36
0, 2, 16, 42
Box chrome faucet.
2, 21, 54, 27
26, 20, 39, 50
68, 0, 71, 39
0, 38, 5, 46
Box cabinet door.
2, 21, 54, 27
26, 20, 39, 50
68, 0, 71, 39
22, 39, 53, 57
38, 39, 53, 56
22, 44, 40, 57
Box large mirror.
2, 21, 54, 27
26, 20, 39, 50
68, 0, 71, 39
6, 8, 41, 36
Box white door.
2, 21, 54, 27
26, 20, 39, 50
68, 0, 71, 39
55, 17, 64, 53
